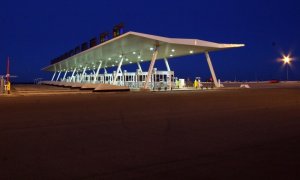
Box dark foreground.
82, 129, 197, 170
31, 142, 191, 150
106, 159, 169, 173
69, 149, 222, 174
1, 86, 300, 179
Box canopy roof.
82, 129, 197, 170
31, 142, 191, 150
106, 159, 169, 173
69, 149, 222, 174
42, 31, 244, 72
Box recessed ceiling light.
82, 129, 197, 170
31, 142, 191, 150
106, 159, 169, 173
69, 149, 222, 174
138, 56, 141, 59
112, 64, 115, 67
141, 60, 144, 62
119, 55, 122, 58
129, 61, 132, 64
170, 54, 173, 57
133, 52, 136, 54
189, 50, 194, 54
108, 58, 111, 60
125, 58, 129, 61
115, 61, 118, 63
150, 47, 154, 51
171, 49, 175, 52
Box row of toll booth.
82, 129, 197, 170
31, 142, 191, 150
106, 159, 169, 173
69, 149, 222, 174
59, 68, 175, 90
50, 23, 125, 65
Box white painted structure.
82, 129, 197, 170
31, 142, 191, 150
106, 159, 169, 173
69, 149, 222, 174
42, 31, 244, 90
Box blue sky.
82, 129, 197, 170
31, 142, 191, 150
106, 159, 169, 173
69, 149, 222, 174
0, 0, 299, 82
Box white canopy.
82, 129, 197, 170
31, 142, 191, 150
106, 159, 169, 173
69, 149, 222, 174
42, 31, 244, 72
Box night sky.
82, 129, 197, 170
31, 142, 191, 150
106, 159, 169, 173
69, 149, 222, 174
0, 0, 299, 82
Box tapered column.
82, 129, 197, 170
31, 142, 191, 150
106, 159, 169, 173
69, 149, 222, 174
51, 72, 56, 81
80, 66, 87, 83
205, 52, 219, 88
113, 58, 124, 85
93, 61, 102, 83
143, 47, 159, 89
164, 58, 171, 71
137, 62, 142, 72
56, 71, 62, 81
70, 68, 77, 82
62, 70, 68, 81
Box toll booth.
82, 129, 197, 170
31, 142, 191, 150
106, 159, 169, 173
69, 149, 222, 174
62, 68, 175, 90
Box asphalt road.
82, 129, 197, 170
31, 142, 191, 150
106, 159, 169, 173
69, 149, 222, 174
1, 85, 300, 179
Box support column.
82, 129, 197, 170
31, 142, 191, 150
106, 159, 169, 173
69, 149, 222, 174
62, 70, 68, 81
70, 68, 77, 82
56, 71, 62, 81
143, 47, 159, 89
80, 66, 87, 83
164, 58, 171, 71
51, 72, 57, 81
93, 61, 102, 83
113, 58, 124, 85
137, 62, 143, 72
205, 52, 219, 88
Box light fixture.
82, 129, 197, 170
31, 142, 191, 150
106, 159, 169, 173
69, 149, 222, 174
112, 64, 115, 67
129, 61, 132, 64
171, 49, 175, 52
150, 47, 154, 51
141, 59, 144, 62
189, 50, 194, 54
283, 55, 291, 64
138, 56, 141, 59
170, 54, 173, 57
119, 55, 122, 58
125, 58, 129, 61
115, 61, 118, 63
108, 58, 111, 60
133, 52, 136, 54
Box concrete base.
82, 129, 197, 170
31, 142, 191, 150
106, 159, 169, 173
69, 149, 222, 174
80, 83, 99, 90
93, 84, 130, 92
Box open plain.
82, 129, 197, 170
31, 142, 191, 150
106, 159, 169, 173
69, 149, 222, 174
0, 84, 300, 179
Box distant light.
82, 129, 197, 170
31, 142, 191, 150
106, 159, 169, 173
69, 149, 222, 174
150, 47, 154, 51
141, 59, 144, 62
108, 58, 111, 60
133, 52, 136, 54
283, 55, 291, 64
125, 58, 129, 61
189, 50, 194, 54
138, 56, 141, 59
171, 49, 175, 52
170, 54, 173, 57
119, 55, 122, 58
129, 61, 132, 64
112, 64, 115, 67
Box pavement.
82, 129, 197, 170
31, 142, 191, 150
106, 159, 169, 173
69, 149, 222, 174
0, 85, 300, 179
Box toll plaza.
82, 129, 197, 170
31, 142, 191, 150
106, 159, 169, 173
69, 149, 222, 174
41, 30, 244, 91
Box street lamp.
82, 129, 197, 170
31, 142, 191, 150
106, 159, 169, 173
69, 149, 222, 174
282, 55, 291, 81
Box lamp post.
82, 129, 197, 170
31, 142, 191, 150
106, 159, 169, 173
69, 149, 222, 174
282, 55, 291, 81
